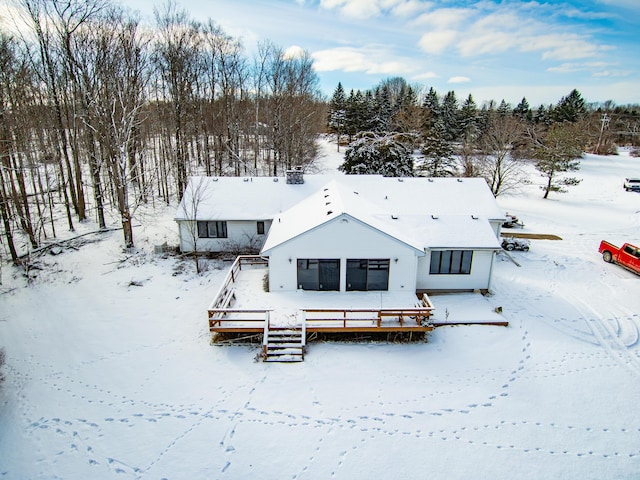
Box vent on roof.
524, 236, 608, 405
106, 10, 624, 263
457, 178, 463, 182
428, 178, 433, 182
273, 177, 278, 182
325, 202, 331, 206
471, 215, 478, 220
327, 210, 333, 215
391, 215, 398, 220
213, 178, 219, 182
398, 178, 404, 182
431, 214, 438, 219
243, 178, 249, 182
354, 191, 359, 194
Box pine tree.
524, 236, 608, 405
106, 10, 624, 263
373, 85, 392, 132
327, 82, 347, 151
345, 89, 359, 142
441, 91, 459, 141
419, 119, 457, 177
459, 94, 479, 137
497, 99, 511, 117
531, 123, 584, 198
421, 87, 440, 133
514, 97, 532, 122
554, 89, 587, 123
339, 132, 414, 176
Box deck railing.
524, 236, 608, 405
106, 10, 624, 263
208, 255, 268, 311
303, 307, 433, 329
208, 257, 436, 333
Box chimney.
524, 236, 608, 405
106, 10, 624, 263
285, 166, 304, 184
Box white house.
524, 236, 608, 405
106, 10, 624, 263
176, 172, 505, 292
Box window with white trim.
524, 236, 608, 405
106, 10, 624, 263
197, 221, 227, 238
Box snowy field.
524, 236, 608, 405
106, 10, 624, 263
1, 140, 640, 479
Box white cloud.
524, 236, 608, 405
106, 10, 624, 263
547, 61, 613, 73
457, 31, 514, 56
312, 46, 416, 75
448, 76, 471, 84
319, 0, 418, 19
418, 30, 458, 55
413, 2, 610, 64
412, 71, 439, 81
283, 45, 306, 59
413, 7, 469, 28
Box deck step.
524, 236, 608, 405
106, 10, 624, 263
263, 327, 305, 363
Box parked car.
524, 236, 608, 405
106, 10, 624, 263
598, 240, 640, 275
623, 177, 640, 191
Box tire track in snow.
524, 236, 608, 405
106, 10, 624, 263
567, 295, 640, 377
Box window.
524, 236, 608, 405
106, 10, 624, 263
197, 221, 227, 238
430, 250, 473, 275
297, 259, 340, 291
257, 221, 265, 235
346, 259, 389, 291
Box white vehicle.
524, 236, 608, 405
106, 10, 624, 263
624, 177, 640, 191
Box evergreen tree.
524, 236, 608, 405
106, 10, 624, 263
327, 82, 347, 151
419, 119, 457, 177
458, 94, 480, 177
531, 123, 584, 198
513, 97, 532, 122
554, 89, 587, 123
497, 99, 511, 117
345, 89, 361, 141
362, 90, 376, 131
373, 85, 392, 132
441, 90, 459, 141
421, 86, 440, 133
534, 104, 554, 126
459, 94, 479, 137
339, 132, 414, 176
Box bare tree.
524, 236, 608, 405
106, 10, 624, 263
153, 1, 202, 197
478, 113, 527, 196
84, 10, 149, 247
180, 176, 210, 273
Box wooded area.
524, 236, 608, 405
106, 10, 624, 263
1, 0, 639, 264
0, 0, 324, 261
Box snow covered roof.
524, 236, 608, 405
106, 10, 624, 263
260, 180, 427, 254
175, 174, 505, 222
174, 175, 339, 221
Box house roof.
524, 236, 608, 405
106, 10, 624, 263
260, 180, 428, 255
174, 175, 337, 221
175, 174, 505, 223
261, 179, 502, 254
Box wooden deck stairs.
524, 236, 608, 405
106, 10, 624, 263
263, 328, 305, 363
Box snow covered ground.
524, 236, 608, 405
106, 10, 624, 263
1, 140, 640, 479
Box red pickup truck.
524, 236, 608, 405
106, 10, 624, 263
599, 240, 640, 275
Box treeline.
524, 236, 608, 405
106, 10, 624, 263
2, 1, 640, 263
0, 0, 324, 261
328, 78, 640, 199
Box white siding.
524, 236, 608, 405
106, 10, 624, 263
416, 250, 495, 291
178, 220, 271, 253
266, 215, 420, 292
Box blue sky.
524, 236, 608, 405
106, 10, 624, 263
193, 0, 640, 106
3, 0, 638, 106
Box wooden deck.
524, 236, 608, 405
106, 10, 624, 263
208, 256, 435, 335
